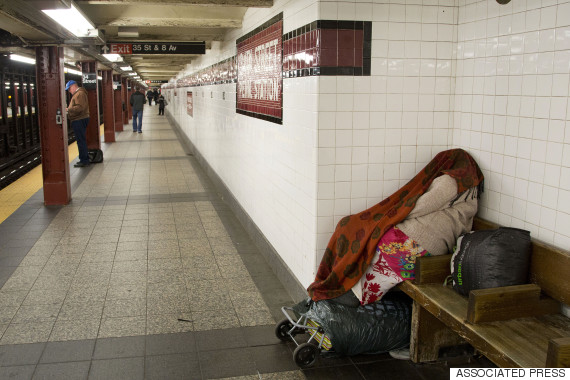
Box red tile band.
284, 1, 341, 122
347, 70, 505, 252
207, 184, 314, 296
161, 18, 372, 123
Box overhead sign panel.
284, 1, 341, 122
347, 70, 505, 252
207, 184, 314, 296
101, 42, 205, 55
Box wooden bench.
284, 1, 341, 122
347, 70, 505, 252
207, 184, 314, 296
397, 218, 570, 368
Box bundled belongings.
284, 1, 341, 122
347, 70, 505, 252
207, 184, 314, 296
295, 291, 412, 356
307, 148, 484, 304
352, 174, 479, 304
277, 291, 412, 367
450, 227, 532, 296
276, 149, 485, 367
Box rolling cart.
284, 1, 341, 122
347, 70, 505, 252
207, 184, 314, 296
275, 303, 331, 368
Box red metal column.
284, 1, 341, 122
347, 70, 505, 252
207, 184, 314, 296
101, 69, 115, 142
80, 61, 101, 150
113, 74, 123, 132
35, 46, 71, 205
122, 76, 129, 124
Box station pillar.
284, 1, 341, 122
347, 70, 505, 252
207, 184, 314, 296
122, 76, 129, 125
35, 46, 71, 205
80, 61, 101, 150
113, 74, 123, 131
101, 69, 115, 142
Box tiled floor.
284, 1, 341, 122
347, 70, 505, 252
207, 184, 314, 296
0, 108, 492, 379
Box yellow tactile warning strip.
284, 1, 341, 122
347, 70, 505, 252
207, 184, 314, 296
0, 125, 102, 224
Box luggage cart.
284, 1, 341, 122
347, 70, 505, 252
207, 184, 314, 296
275, 304, 330, 368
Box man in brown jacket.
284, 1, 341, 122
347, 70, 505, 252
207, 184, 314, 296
66, 80, 90, 167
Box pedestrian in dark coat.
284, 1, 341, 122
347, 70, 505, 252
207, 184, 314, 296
131, 87, 147, 133
153, 89, 159, 104
157, 94, 167, 115
146, 89, 154, 105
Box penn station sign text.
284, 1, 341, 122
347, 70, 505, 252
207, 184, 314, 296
236, 14, 283, 124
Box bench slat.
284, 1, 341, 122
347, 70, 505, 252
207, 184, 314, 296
467, 284, 561, 323
399, 281, 570, 368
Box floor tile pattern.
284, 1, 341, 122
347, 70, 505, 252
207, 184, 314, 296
0, 109, 493, 379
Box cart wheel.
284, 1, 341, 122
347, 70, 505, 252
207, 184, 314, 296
275, 319, 294, 341
293, 343, 319, 368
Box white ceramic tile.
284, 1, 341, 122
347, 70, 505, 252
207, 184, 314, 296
336, 147, 352, 165
335, 182, 351, 198
557, 3, 570, 28
537, 52, 555, 74
550, 97, 568, 119
553, 50, 570, 73
552, 74, 570, 97
526, 9, 541, 31
541, 6, 558, 30
527, 181, 544, 205
318, 165, 335, 183
558, 189, 570, 214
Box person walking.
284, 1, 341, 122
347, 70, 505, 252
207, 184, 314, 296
146, 89, 154, 106
130, 87, 146, 133
153, 89, 159, 104
65, 80, 90, 168
157, 94, 167, 115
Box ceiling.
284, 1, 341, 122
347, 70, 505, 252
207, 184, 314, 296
0, 0, 271, 83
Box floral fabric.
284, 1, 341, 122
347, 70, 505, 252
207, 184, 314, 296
360, 227, 428, 305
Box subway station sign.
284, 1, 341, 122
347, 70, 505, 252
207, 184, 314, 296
101, 42, 205, 55
82, 73, 97, 90
236, 14, 283, 124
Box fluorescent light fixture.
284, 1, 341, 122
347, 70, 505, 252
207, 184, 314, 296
97, 75, 102, 80
42, 4, 95, 38
119, 66, 133, 71
10, 54, 35, 65
102, 54, 123, 62
118, 27, 139, 38
128, 73, 137, 76
64, 67, 82, 76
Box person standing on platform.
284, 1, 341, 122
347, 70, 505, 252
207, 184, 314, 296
146, 89, 154, 106
153, 88, 159, 104
157, 94, 167, 115
65, 80, 90, 168
130, 87, 146, 133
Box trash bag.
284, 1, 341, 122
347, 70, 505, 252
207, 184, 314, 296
292, 291, 411, 356
450, 227, 531, 296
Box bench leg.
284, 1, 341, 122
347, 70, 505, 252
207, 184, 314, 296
546, 337, 570, 368
410, 302, 465, 362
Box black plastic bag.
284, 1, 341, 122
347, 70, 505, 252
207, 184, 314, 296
88, 149, 104, 163
450, 227, 531, 296
292, 291, 411, 356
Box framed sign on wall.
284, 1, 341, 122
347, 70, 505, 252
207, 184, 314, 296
236, 13, 283, 124
187, 91, 193, 117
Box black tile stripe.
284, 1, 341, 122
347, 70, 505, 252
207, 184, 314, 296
170, 18, 372, 90
236, 12, 284, 45
236, 109, 282, 125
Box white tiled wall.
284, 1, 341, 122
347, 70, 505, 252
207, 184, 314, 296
315, 0, 459, 271
168, 0, 570, 290
168, 0, 321, 287
453, 0, 570, 248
